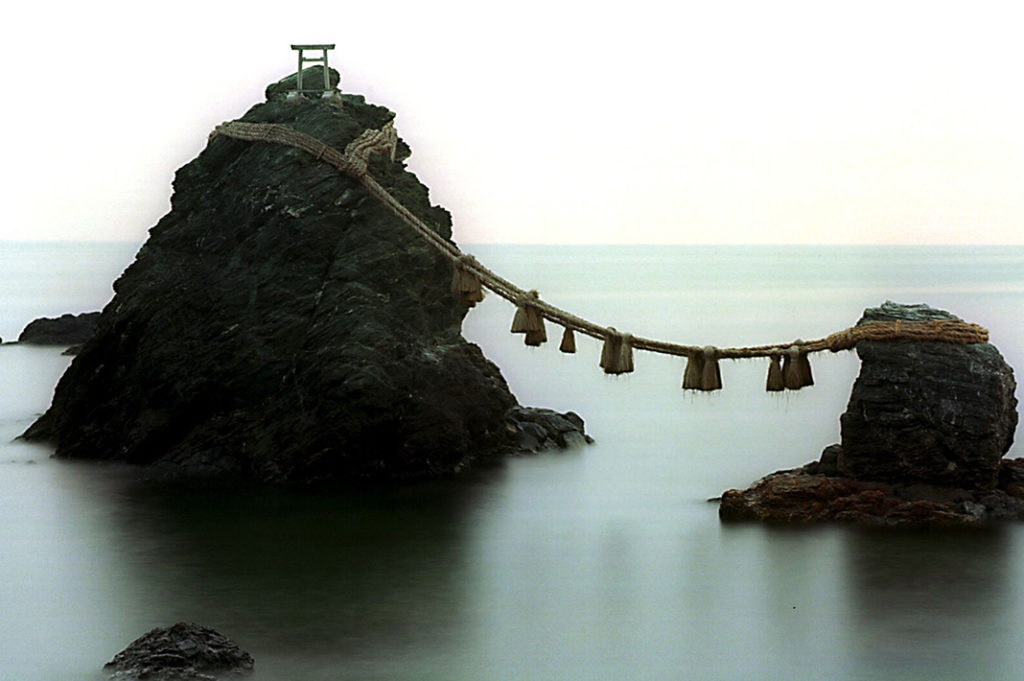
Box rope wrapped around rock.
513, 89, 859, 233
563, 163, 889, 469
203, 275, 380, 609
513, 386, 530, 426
210, 120, 991, 366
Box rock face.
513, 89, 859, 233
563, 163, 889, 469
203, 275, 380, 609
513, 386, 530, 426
18, 312, 100, 346
837, 302, 1017, 488
105, 622, 253, 680
23, 70, 587, 484
720, 302, 1020, 525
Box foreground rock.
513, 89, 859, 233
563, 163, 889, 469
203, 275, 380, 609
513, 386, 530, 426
721, 302, 1019, 525
18, 312, 100, 347
720, 459, 1024, 525
105, 622, 253, 680
23, 68, 588, 484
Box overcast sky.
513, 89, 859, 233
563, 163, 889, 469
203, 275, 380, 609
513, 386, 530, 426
2, 1, 1023, 244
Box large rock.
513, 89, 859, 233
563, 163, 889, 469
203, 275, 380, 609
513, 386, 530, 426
22, 74, 587, 484
720, 302, 1020, 524
105, 622, 253, 680
838, 302, 1017, 489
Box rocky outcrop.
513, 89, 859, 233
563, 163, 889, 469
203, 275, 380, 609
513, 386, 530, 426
719, 460, 1024, 525
22, 70, 587, 484
837, 302, 1017, 488
720, 302, 1020, 525
508, 406, 590, 452
105, 622, 253, 680
18, 312, 100, 346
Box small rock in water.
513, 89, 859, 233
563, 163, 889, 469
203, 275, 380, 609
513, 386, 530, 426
104, 622, 253, 680
720, 302, 1021, 525
18, 312, 100, 346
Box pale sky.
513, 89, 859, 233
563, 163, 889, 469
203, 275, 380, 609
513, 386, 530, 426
2, 0, 1023, 244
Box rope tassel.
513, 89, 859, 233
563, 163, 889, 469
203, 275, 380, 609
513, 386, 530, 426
559, 327, 576, 354
599, 329, 634, 374
525, 326, 548, 347
782, 345, 814, 390
682, 347, 722, 391
451, 255, 484, 307
511, 290, 546, 346
765, 354, 784, 392
700, 346, 722, 391
682, 352, 704, 389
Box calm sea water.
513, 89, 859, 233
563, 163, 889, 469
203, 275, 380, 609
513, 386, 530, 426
1, 242, 1023, 680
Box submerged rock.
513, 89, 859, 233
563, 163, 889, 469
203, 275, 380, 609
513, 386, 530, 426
18, 312, 100, 346
721, 302, 1020, 525
23, 72, 587, 484
105, 622, 253, 680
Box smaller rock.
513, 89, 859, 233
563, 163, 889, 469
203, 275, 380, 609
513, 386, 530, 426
505, 406, 593, 453
18, 312, 100, 346
105, 622, 253, 680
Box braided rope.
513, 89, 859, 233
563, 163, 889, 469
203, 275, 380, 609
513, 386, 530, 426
210, 120, 990, 359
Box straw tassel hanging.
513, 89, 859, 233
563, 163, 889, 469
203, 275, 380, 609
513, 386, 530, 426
559, 327, 577, 354
525, 324, 547, 347
599, 328, 634, 375
782, 345, 814, 390
619, 333, 635, 373
795, 349, 814, 387
700, 346, 722, 391
765, 354, 784, 392
510, 290, 546, 346
451, 254, 484, 307
682, 351, 705, 390
682, 347, 721, 391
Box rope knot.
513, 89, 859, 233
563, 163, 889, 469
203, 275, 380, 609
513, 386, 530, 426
517, 290, 540, 306
826, 328, 856, 352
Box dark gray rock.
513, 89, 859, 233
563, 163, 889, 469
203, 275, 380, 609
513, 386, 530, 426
18, 312, 100, 346
105, 622, 253, 680
837, 301, 1017, 488
22, 75, 588, 485
265, 66, 340, 99
507, 406, 593, 452
721, 302, 1021, 525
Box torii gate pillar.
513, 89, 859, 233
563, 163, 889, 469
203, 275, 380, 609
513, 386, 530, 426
291, 44, 336, 93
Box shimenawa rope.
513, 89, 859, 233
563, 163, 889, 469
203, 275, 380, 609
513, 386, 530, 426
209, 120, 990, 390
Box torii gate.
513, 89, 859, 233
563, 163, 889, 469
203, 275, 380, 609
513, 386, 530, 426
291, 44, 336, 93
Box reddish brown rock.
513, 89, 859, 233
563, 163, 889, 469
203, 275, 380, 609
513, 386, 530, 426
720, 460, 1024, 525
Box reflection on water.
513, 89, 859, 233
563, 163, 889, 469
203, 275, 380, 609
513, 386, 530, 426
4, 244, 1024, 680
843, 527, 1014, 678
48, 465, 499, 681
114, 479, 481, 650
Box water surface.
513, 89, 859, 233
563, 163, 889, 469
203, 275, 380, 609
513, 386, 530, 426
1, 243, 1023, 680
